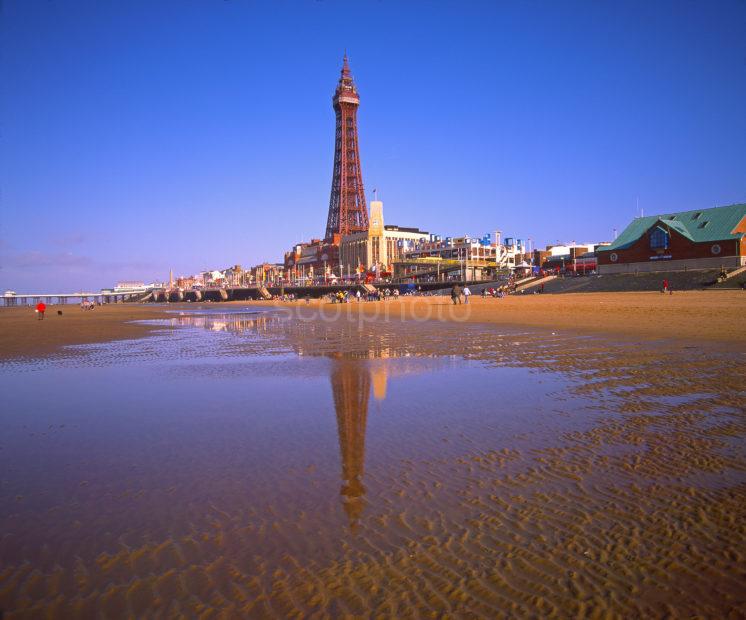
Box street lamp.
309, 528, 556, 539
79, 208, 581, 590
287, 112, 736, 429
572, 240, 576, 275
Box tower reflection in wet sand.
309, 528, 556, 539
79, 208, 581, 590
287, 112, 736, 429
330, 358, 374, 529
167, 312, 405, 530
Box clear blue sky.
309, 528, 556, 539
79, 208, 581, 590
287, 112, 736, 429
2, 0, 745, 291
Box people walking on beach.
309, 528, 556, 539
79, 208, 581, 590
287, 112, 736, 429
451, 284, 462, 305
35, 302, 46, 320
463, 286, 472, 304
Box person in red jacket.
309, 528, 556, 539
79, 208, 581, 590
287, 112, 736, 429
36, 301, 46, 320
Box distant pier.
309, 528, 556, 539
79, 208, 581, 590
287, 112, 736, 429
1, 290, 149, 307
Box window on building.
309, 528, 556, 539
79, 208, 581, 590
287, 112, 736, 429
692, 212, 702, 220
650, 227, 669, 249
698, 221, 709, 229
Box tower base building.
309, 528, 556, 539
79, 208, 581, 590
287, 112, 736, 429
339, 200, 429, 277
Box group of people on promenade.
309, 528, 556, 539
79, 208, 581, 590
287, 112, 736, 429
329, 287, 402, 303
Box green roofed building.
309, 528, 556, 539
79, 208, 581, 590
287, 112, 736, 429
596, 203, 746, 274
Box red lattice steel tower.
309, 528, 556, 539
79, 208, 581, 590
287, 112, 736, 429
325, 55, 369, 242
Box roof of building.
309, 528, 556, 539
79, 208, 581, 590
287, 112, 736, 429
384, 224, 429, 235
599, 203, 746, 251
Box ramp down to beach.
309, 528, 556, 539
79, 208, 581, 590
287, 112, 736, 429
514, 275, 557, 292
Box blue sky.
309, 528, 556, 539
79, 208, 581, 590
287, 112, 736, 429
2, 0, 745, 291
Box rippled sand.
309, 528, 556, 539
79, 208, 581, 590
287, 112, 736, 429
1, 310, 745, 617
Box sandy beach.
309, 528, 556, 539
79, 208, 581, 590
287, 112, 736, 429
1, 291, 744, 361
267, 290, 746, 343
0, 305, 168, 361
1, 292, 746, 617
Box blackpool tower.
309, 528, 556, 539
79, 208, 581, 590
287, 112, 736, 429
325, 55, 369, 242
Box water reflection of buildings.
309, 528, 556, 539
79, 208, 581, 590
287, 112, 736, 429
170, 312, 275, 334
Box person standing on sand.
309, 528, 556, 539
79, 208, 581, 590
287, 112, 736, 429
463, 286, 472, 304
662, 279, 669, 293
451, 284, 462, 305
35, 302, 46, 320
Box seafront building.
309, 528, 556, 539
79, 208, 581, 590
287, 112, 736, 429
107, 281, 149, 294
391, 234, 536, 282
533, 243, 610, 275
284, 239, 339, 282
597, 203, 746, 274
251, 263, 284, 284
339, 200, 429, 277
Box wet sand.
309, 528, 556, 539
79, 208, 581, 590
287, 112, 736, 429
1, 290, 744, 362
1, 295, 745, 617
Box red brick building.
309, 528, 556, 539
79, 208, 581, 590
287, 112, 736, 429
597, 204, 746, 273
284, 239, 341, 282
